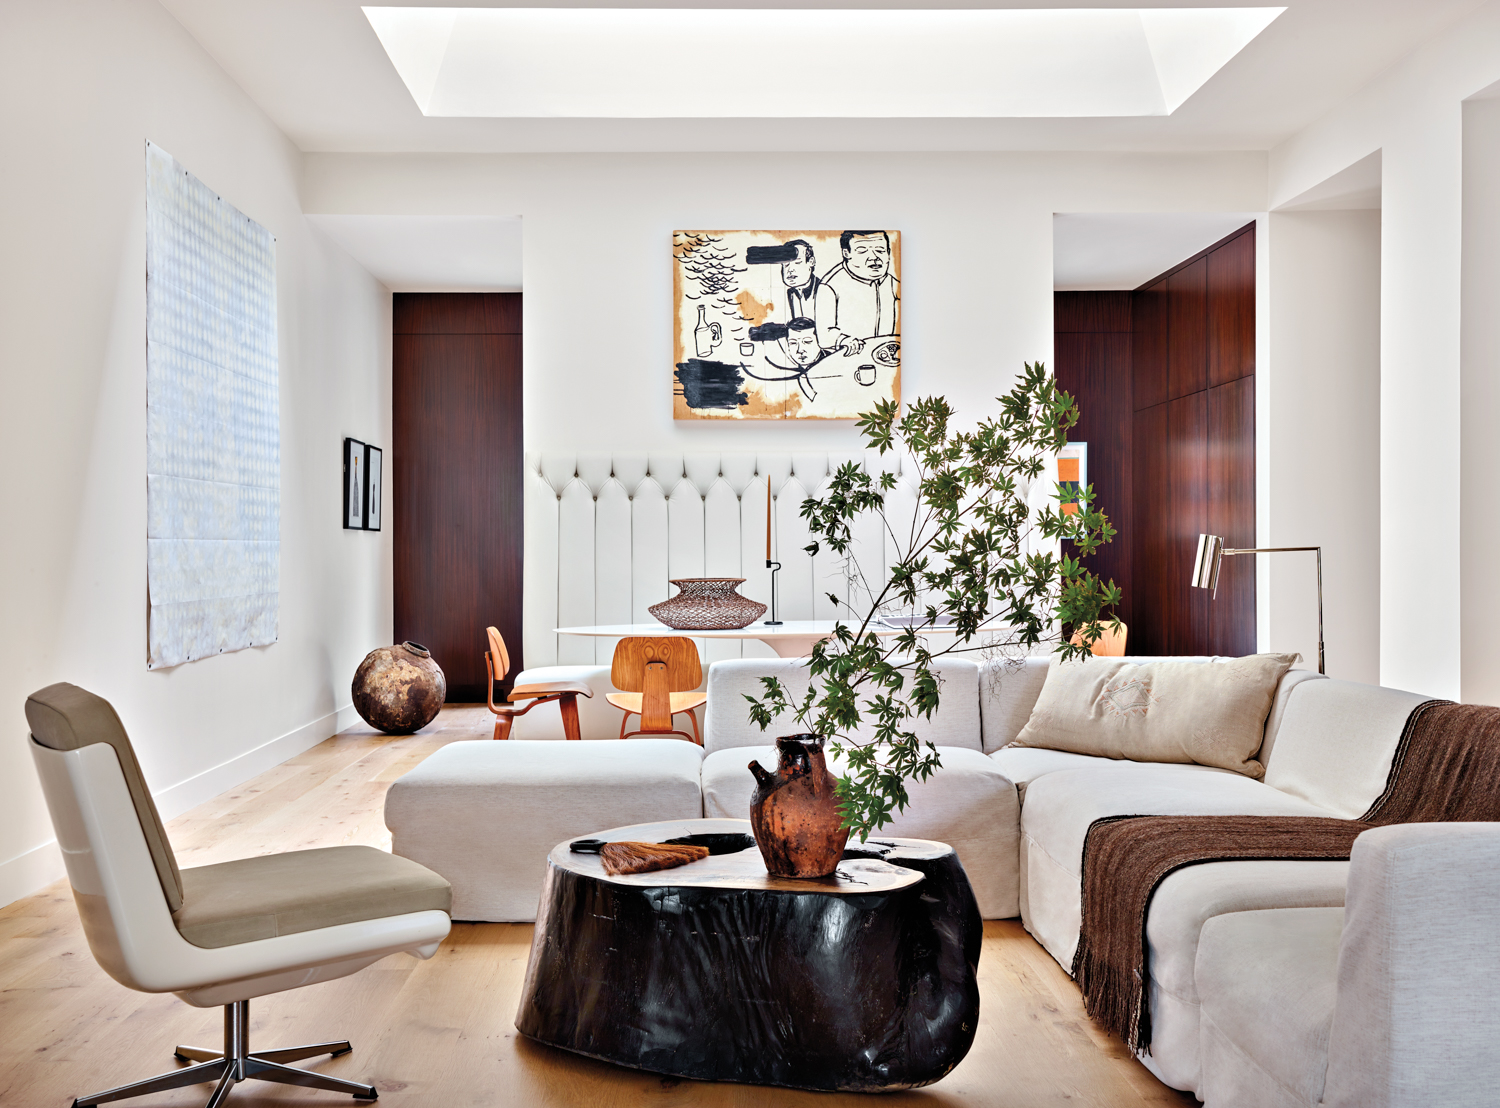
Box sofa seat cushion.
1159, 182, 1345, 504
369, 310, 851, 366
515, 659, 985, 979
701, 744, 1019, 919
1197, 907, 1343, 1108
703, 657, 982, 754
1141, 860, 1350, 1094
1020, 762, 1334, 967
385, 739, 705, 921
175, 845, 452, 948
989, 746, 1110, 800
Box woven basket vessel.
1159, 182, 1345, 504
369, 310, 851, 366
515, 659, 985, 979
649, 578, 768, 630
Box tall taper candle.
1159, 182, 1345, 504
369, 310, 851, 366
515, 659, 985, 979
765, 474, 772, 560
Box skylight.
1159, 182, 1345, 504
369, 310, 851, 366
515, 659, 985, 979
362, 7, 1284, 119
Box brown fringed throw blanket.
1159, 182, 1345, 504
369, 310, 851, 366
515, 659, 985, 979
1073, 700, 1500, 1053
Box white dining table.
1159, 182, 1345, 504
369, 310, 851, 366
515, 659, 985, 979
554, 620, 947, 658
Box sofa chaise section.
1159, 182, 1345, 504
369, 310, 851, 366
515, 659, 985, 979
1197, 823, 1500, 1108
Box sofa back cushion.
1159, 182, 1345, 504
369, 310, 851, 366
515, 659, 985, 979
704, 656, 982, 754
979, 655, 1228, 754
1261, 678, 1432, 818
1009, 653, 1299, 777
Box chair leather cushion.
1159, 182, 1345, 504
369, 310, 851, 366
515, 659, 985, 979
174, 845, 451, 948
26, 682, 185, 912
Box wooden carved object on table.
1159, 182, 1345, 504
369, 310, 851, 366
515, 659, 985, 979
605, 636, 707, 744
351, 641, 446, 734
485, 625, 593, 740
598, 841, 710, 875
517, 817, 982, 1092
749, 734, 850, 878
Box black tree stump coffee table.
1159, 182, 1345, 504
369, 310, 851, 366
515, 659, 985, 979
515, 817, 982, 1092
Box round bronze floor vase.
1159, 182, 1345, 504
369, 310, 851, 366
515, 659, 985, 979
351, 642, 445, 734
749, 734, 850, 878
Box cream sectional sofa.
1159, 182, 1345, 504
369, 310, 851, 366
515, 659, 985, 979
386, 653, 1495, 1105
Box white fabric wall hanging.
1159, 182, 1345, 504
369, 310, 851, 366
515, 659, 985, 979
145, 142, 278, 668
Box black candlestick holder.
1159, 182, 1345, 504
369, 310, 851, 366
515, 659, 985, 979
764, 559, 783, 625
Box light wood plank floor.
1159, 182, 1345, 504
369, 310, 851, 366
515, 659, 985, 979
0, 707, 1196, 1107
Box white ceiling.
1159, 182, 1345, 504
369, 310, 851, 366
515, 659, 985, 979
363, 6, 1283, 118
157, 0, 1490, 153
1053, 212, 1256, 289
307, 215, 523, 290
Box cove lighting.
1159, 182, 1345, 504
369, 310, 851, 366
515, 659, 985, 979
363, 7, 1285, 119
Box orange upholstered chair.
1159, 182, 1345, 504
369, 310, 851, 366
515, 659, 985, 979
605, 637, 708, 744
485, 626, 593, 741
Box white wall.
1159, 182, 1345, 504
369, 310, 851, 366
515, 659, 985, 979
304, 152, 1266, 457
1269, 0, 1500, 699
305, 152, 1268, 684
1461, 96, 1500, 706
1265, 210, 1382, 683
0, 1, 392, 906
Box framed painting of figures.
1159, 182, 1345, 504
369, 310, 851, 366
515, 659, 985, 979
673, 229, 901, 419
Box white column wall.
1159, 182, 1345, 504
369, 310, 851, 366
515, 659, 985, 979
1269, 0, 1500, 699
1461, 96, 1500, 706
1264, 210, 1382, 683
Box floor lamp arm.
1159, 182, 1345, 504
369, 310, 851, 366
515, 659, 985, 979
1223, 546, 1325, 675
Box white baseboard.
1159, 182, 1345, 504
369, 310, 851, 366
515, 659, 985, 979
0, 704, 359, 909
153, 703, 359, 821
0, 839, 66, 909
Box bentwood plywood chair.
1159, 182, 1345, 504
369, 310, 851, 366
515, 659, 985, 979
485, 625, 594, 740
605, 637, 708, 744
26, 683, 453, 1108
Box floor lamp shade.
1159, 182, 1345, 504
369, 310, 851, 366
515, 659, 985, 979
1192, 534, 1225, 592
1188, 533, 1325, 674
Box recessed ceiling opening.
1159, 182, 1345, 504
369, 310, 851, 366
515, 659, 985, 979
363, 6, 1285, 119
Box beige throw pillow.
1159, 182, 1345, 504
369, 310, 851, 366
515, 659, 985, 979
1009, 653, 1299, 778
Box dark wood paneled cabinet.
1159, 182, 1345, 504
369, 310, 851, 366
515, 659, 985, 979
1056, 223, 1255, 657
394, 293, 523, 703
1167, 259, 1208, 400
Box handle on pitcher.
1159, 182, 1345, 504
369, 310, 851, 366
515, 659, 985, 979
710, 322, 723, 342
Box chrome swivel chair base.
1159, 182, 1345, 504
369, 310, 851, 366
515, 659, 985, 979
72, 999, 377, 1107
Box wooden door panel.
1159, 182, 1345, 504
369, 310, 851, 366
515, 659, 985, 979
1167, 392, 1208, 654
1168, 258, 1207, 400
1208, 228, 1255, 388
1054, 326, 1133, 634
1208, 376, 1256, 656
394, 295, 523, 703
1130, 402, 1169, 655
1132, 279, 1169, 411
1055, 291, 1132, 334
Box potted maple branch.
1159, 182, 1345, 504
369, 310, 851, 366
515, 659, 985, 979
745, 363, 1122, 854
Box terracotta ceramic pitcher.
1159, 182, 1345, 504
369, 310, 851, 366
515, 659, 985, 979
748, 734, 850, 878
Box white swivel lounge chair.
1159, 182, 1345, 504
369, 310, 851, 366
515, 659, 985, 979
26, 683, 453, 1107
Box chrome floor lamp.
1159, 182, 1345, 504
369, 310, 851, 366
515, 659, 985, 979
1191, 534, 1324, 675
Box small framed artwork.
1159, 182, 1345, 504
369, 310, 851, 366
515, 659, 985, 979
1057, 443, 1088, 516
364, 444, 383, 531
343, 437, 366, 529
